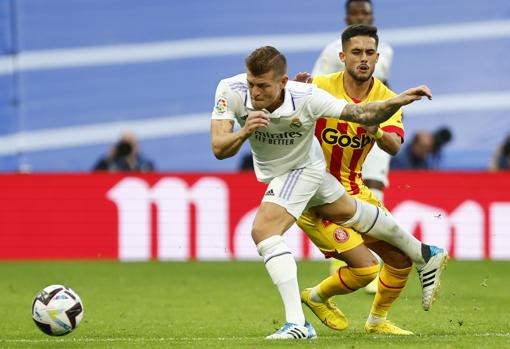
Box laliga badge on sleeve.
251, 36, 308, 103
215, 97, 228, 113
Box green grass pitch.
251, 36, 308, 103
0, 260, 509, 349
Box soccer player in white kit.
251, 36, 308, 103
210, 46, 447, 339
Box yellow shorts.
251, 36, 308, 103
297, 186, 384, 257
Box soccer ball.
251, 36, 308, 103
31, 284, 84, 336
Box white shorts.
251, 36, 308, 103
362, 144, 391, 187
262, 167, 346, 219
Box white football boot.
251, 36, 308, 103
417, 246, 449, 311
265, 321, 317, 340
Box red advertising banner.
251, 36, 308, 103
0, 172, 509, 260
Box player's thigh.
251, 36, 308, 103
252, 202, 296, 244
312, 192, 357, 224
254, 167, 323, 243
307, 172, 356, 223
364, 239, 412, 268
298, 210, 374, 267
338, 243, 379, 268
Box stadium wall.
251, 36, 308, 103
1, 172, 509, 261
0, 0, 509, 172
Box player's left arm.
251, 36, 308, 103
365, 125, 402, 156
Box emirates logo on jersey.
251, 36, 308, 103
333, 228, 349, 243
290, 117, 302, 129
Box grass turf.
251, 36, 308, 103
0, 260, 509, 349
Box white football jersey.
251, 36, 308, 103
312, 39, 393, 83
211, 74, 348, 182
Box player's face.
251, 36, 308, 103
345, 1, 373, 25
340, 36, 378, 82
246, 70, 288, 111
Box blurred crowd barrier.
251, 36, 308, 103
1, 171, 509, 261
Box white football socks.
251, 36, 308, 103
367, 312, 386, 325
342, 199, 426, 266
257, 235, 305, 326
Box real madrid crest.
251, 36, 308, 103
290, 117, 302, 129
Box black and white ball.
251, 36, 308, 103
32, 285, 84, 336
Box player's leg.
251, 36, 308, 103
312, 177, 448, 310
298, 212, 379, 331
254, 167, 327, 339
363, 240, 414, 335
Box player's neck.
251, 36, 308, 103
266, 89, 285, 113
343, 73, 374, 102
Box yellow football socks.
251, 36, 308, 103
370, 264, 412, 318
318, 264, 379, 299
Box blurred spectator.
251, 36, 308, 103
391, 127, 452, 169
430, 127, 453, 169
93, 132, 155, 172
490, 134, 510, 170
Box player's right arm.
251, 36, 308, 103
340, 85, 432, 126
310, 84, 432, 126
211, 112, 268, 159
211, 79, 264, 160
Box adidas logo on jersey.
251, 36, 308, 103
264, 189, 275, 196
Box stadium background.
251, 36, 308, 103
0, 0, 509, 261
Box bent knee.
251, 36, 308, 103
380, 250, 413, 269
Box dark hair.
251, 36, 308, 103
345, 0, 373, 12
432, 127, 453, 154
341, 24, 379, 48
245, 46, 287, 78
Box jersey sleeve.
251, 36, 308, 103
211, 80, 238, 120
380, 94, 405, 143
309, 85, 348, 119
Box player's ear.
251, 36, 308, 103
339, 51, 346, 63
280, 75, 289, 88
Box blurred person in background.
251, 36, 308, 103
490, 134, 510, 170
311, 0, 394, 295
391, 127, 452, 170
93, 132, 155, 172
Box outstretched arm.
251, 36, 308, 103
340, 85, 432, 126
211, 111, 269, 160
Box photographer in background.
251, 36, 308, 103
391, 127, 452, 170
490, 134, 510, 171
93, 132, 155, 172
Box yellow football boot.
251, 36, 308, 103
365, 320, 414, 335
301, 288, 348, 331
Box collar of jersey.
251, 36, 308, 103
245, 87, 295, 119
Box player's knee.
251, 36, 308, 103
251, 225, 268, 244
384, 254, 412, 269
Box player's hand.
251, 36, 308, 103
292, 72, 313, 83
397, 85, 433, 105
242, 111, 269, 138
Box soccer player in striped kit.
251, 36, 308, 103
296, 24, 439, 335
